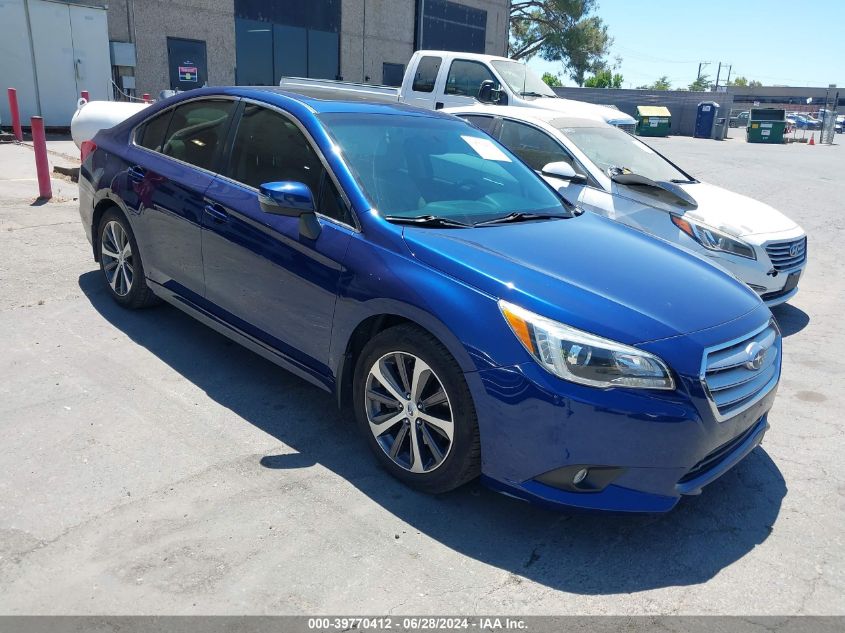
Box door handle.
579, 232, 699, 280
127, 166, 146, 183
435, 102, 444, 110
203, 203, 229, 223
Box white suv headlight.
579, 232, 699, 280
672, 215, 756, 260
499, 300, 675, 390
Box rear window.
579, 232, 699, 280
136, 111, 172, 153
160, 99, 235, 172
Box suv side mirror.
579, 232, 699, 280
477, 80, 503, 104
541, 161, 587, 183
258, 181, 321, 239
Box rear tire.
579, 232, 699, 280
97, 208, 158, 309
352, 324, 481, 494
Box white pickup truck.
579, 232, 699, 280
279, 50, 636, 131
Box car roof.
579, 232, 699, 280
161, 86, 453, 118
443, 104, 613, 129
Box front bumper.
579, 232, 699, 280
466, 321, 779, 513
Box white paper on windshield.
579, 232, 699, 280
462, 135, 512, 162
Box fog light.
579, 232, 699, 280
573, 468, 589, 485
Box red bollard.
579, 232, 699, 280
80, 90, 90, 102
30, 116, 52, 200
7, 87, 23, 141
142, 93, 150, 103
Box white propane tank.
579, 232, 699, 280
70, 99, 150, 148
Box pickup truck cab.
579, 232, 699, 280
279, 50, 636, 131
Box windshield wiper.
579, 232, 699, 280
520, 91, 552, 98
384, 214, 471, 228
670, 178, 697, 184
473, 211, 570, 227
610, 173, 698, 208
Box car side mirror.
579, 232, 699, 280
258, 181, 321, 240
541, 161, 587, 183
477, 80, 503, 105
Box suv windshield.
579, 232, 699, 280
491, 60, 557, 98
553, 121, 692, 183
319, 113, 569, 225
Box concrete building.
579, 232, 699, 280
105, 0, 510, 99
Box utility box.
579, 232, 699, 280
0, 0, 111, 127
747, 108, 786, 144
635, 106, 671, 137
694, 101, 720, 138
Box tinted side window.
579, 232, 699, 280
162, 100, 235, 171
226, 104, 322, 195
412, 56, 442, 93
499, 120, 578, 172
460, 115, 496, 135
137, 111, 173, 152
445, 60, 495, 97
318, 175, 353, 225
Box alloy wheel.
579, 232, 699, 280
101, 220, 134, 297
365, 352, 454, 474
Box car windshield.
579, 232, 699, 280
553, 121, 692, 183
490, 60, 557, 98
319, 113, 568, 225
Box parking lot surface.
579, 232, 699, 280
0, 136, 843, 615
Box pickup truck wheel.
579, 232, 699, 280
98, 209, 157, 309
353, 324, 481, 494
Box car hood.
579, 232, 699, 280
522, 96, 637, 127
402, 212, 761, 346
613, 181, 800, 238
676, 182, 799, 237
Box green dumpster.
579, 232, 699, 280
635, 106, 671, 137
747, 108, 786, 143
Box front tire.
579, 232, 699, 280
352, 324, 481, 494
98, 208, 157, 309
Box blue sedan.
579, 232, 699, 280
78, 87, 780, 512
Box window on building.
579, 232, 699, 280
417, 0, 487, 54
445, 59, 496, 98
383, 63, 405, 88
235, 0, 340, 85
161, 100, 235, 171
412, 56, 442, 93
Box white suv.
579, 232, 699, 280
448, 105, 807, 306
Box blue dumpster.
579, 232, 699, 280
694, 101, 719, 138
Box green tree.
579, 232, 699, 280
689, 74, 712, 91
509, 0, 614, 87
542, 72, 562, 87
728, 76, 748, 87
584, 69, 623, 88
749, 79, 763, 87
637, 75, 672, 90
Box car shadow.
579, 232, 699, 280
78, 271, 786, 596
770, 303, 810, 337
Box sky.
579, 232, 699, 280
526, 0, 845, 89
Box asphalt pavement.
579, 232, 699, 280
0, 135, 842, 615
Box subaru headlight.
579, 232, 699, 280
672, 215, 756, 260
499, 300, 674, 390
